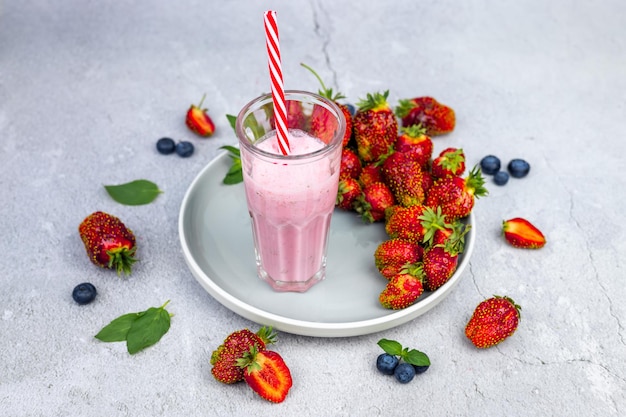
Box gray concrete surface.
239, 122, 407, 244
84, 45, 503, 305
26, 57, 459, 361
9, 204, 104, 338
1, 0, 625, 416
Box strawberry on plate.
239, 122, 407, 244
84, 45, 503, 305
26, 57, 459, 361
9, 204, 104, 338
422, 223, 470, 291
380, 151, 425, 207
395, 96, 455, 136
336, 177, 362, 210
379, 267, 425, 310
394, 125, 433, 169
425, 165, 488, 222
354, 182, 395, 223
374, 238, 424, 280
353, 91, 398, 163
431, 147, 466, 179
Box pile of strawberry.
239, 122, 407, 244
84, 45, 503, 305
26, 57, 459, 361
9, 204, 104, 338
318, 87, 487, 310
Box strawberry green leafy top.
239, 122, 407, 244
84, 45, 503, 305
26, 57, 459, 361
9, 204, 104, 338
356, 90, 391, 112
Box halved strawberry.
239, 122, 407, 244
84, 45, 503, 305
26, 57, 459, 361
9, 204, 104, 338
238, 348, 293, 403
186, 94, 215, 137
502, 218, 546, 249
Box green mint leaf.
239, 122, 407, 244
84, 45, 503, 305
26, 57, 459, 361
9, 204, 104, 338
220, 145, 240, 157
226, 114, 237, 132
219, 146, 243, 185
377, 338, 403, 356
125, 301, 172, 354
223, 158, 243, 184
403, 349, 430, 367
104, 179, 162, 206
95, 312, 146, 342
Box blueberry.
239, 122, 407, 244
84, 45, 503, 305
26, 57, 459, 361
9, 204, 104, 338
394, 362, 416, 384
413, 364, 430, 374
156, 137, 176, 155
72, 283, 97, 305
345, 103, 356, 117
176, 141, 194, 157
494, 171, 509, 186
376, 353, 399, 375
507, 158, 530, 178
480, 155, 501, 175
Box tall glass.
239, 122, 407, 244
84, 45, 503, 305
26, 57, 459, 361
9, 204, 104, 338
236, 91, 346, 292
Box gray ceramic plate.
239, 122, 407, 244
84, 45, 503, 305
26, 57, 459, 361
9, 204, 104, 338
179, 151, 475, 337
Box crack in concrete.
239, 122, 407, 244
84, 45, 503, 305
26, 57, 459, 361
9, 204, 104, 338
310, 1, 339, 91
544, 155, 625, 346
468, 261, 485, 298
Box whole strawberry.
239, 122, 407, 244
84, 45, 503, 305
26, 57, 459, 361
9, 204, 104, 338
354, 182, 395, 223
186, 94, 215, 137
379, 268, 425, 310
431, 147, 466, 179
422, 224, 470, 291
395, 96, 455, 136
301, 63, 353, 147
339, 148, 362, 180
380, 151, 425, 207
286, 100, 307, 130
237, 347, 293, 403
78, 211, 137, 275
465, 296, 521, 348
210, 327, 276, 384
420, 207, 464, 247
385, 204, 430, 244
336, 178, 362, 210
353, 91, 398, 163
394, 125, 433, 169
374, 238, 423, 280
358, 163, 385, 188
426, 165, 488, 222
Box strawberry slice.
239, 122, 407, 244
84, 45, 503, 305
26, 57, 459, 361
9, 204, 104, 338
186, 94, 215, 137
238, 348, 292, 403
502, 218, 546, 249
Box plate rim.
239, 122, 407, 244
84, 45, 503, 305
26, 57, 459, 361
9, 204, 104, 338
178, 151, 475, 338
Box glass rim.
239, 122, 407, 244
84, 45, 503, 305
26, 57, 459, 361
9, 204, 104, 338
235, 90, 346, 161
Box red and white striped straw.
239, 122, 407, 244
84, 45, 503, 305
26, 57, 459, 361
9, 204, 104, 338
264, 10, 290, 155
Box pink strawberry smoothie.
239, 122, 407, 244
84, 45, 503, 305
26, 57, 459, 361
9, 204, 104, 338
241, 129, 341, 292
